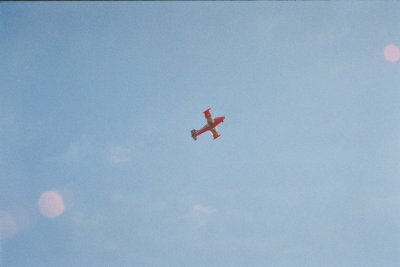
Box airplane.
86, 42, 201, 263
191, 108, 225, 140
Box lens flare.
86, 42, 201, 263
384, 44, 400, 62
0, 211, 17, 239
38, 191, 65, 218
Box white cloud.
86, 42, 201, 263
44, 139, 136, 167
43, 140, 90, 164
188, 203, 216, 226
191, 204, 216, 216
106, 144, 134, 166
63, 142, 87, 162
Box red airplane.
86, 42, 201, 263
191, 108, 225, 140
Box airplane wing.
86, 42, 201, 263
204, 108, 214, 125
210, 128, 220, 139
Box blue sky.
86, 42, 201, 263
1, 2, 400, 267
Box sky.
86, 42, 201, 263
1, 2, 400, 267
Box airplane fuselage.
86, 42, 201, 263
191, 108, 225, 140
196, 116, 225, 136
191, 114, 225, 140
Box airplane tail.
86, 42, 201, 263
191, 129, 198, 140
203, 108, 212, 118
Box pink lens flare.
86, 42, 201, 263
384, 44, 400, 62
38, 191, 65, 218
0, 211, 17, 239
